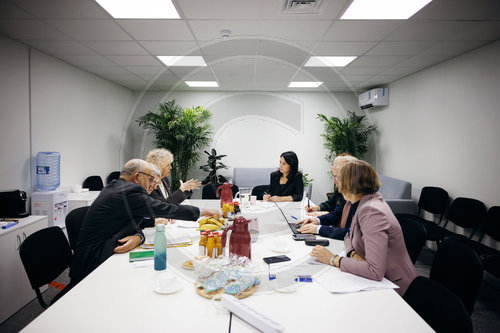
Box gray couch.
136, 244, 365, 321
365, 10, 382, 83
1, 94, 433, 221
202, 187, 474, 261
379, 175, 417, 215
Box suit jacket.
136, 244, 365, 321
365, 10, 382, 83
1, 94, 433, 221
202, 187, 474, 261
268, 171, 304, 201
318, 198, 358, 240
70, 179, 200, 284
340, 192, 417, 296
150, 177, 191, 204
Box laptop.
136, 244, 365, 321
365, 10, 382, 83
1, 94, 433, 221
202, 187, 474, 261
273, 202, 310, 235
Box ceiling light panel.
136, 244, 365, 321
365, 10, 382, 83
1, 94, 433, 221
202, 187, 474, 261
288, 82, 323, 88
157, 56, 207, 66
341, 0, 433, 20
305, 56, 357, 67
95, 0, 180, 19
185, 81, 219, 87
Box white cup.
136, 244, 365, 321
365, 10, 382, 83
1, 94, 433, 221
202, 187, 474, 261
250, 195, 257, 206
156, 271, 176, 290
71, 184, 82, 193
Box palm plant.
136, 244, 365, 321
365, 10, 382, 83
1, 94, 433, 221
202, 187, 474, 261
137, 99, 213, 190
199, 149, 229, 185
317, 111, 377, 160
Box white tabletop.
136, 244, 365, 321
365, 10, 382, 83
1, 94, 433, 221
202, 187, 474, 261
22, 199, 432, 333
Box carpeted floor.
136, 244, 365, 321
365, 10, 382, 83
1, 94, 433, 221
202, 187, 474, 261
1, 246, 499, 332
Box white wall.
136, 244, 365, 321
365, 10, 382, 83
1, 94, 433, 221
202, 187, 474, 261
128, 90, 360, 203
369, 41, 500, 209
0, 36, 30, 192
0, 35, 136, 195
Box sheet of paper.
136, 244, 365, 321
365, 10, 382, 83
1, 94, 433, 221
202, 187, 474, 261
175, 220, 199, 228
317, 269, 398, 294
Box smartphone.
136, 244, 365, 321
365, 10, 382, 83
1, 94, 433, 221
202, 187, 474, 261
292, 234, 316, 241
263, 255, 291, 264
305, 239, 330, 246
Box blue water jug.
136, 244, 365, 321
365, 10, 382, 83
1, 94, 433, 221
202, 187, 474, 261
154, 224, 167, 270
36, 152, 60, 191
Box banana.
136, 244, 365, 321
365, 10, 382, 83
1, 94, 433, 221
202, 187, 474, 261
212, 220, 223, 228
200, 224, 219, 231
198, 218, 209, 226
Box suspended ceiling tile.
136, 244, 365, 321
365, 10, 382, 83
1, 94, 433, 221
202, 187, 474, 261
83, 41, 149, 55
47, 19, 131, 40
385, 20, 481, 41
24, 40, 96, 55
324, 20, 403, 41
0, 19, 68, 39
12, 0, 110, 19
140, 41, 200, 55
106, 55, 161, 66
188, 20, 260, 41
341, 66, 389, 75
56, 54, 116, 66
126, 66, 168, 75
80, 65, 133, 75
412, 0, 500, 20
116, 19, 194, 41
365, 41, 435, 56
349, 55, 408, 67
313, 41, 377, 55
0, 2, 34, 19
397, 55, 450, 67
178, 0, 265, 19
419, 40, 489, 56
260, 19, 332, 41
201, 39, 259, 56
258, 39, 311, 57
451, 21, 500, 41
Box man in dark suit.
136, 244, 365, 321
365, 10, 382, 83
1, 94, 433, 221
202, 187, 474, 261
69, 159, 218, 286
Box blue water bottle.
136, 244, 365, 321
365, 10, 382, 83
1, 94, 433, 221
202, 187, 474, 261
154, 224, 167, 270
36, 152, 60, 191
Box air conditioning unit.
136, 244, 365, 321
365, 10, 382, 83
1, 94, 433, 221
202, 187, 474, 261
358, 88, 388, 109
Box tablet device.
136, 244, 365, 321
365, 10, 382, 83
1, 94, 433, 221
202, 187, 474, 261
263, 255, 291, 264
305, 239, 330, 246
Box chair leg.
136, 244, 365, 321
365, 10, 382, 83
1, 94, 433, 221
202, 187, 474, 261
35, 288, 49, 309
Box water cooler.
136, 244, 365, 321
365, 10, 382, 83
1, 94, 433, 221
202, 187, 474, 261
31, 190, 68, 231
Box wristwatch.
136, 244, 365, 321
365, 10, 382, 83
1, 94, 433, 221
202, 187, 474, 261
329, 255, 336, 266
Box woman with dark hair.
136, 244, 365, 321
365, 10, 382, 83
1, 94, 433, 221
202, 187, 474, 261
263, 151, 304, 202
309, 159, 417, 296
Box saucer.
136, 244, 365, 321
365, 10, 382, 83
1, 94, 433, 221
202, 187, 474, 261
153, 280, 183, 294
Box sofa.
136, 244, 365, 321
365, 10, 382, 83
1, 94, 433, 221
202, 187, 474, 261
379, 175, 417, 215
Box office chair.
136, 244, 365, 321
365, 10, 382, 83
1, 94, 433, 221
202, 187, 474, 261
65, 206, 90, 251
425, 197, 486, 242
430, 238, 483, 315
106, 171, 120, 185
19, 226, 73, 309
251, 185, 270, 200
396, 214, 427, 263
202, 183, 239, 200
403, 276, 472, 333
446, 206, 500, 279
82, 175, 104, 191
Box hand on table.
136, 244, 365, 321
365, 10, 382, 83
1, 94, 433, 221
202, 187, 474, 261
306, 211, 329, 217
180, 179, 201, 192
305, 205, 320, 212
114, 235, 142, 253
155, 218, 175, 225
298, 223, 318, 234
263, 194, 271, 202
310, 245, 335, 265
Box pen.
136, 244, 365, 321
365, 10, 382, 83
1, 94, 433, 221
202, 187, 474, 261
1, 222, 18, 229
307, 198, 310, 208
290, 215, 298, 220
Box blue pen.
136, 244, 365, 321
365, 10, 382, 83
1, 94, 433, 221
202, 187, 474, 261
290, 215, 298, 220
1, 222, 17, 229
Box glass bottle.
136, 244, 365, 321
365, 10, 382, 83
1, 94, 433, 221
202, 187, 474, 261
199, 231, 208, 256
206, 234, 216, 258
154, 224, 167, 270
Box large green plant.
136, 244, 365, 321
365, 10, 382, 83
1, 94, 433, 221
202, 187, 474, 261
317, 111, 377, 160
137, 99, 213, 190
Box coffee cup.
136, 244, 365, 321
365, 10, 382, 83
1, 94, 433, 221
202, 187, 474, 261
250, 195, 257, 206
156, 271, 176, 290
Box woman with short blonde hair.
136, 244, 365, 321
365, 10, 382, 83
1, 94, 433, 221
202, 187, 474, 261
146, 148, 201, 204
310, 159, 417, 296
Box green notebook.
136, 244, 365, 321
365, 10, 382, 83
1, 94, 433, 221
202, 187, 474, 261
129, 250, 154, 262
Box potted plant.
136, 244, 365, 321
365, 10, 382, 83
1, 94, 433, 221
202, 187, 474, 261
199, 149, 230, 185
137, 99, 213, 190
317, 111, 377, 160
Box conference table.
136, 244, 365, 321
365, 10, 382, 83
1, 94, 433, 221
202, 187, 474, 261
22, 199, 432, 333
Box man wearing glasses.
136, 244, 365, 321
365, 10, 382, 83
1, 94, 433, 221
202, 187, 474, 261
69, 159, 218, 288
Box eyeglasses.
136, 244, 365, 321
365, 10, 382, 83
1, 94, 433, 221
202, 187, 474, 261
138, 171, 155, 183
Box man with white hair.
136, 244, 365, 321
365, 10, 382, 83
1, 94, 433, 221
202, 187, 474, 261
69, 159, 218, 286
297, 154, 358, 239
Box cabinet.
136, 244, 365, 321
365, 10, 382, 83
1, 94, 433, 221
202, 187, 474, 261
0, 216, 48, 323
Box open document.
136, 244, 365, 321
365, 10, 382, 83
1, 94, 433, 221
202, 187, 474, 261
317, 269, 398, 294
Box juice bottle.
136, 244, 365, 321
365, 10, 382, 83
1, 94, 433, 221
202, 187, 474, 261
199, 231, 208, 256
215, 232, 223, 257
206, 234, 216, 258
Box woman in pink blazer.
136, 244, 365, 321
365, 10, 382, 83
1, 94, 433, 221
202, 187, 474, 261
311, 160, 417, 296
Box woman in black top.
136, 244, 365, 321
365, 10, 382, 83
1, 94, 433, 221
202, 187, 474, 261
263, 151, 304, 202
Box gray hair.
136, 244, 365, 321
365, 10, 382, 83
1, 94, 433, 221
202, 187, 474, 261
146, 148, 174, 170
332, 155, 358, 167
121, 159, 146, 176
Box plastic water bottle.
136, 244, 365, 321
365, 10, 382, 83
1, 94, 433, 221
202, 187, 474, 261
154, 224, 167, 270
36, 152, 60, 191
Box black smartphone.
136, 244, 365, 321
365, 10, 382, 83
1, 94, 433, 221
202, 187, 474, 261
292, 234, 316, 241
305, 239, 330, 246
263, 255, 291, 264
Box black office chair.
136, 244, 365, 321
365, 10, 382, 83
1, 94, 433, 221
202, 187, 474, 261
396, 214, 427, 264
202, 183, 239, 200
396, 186, 448, 228
82, 175, 104, 191
430, 238, 483, 315
447, 206, 500, 279
106, 171, 120, 185
425, 197, 486, 242
19, 227, 73, 309
251, 185, 270, 200
403, 276, 472, 333
65, 206, 90, 251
